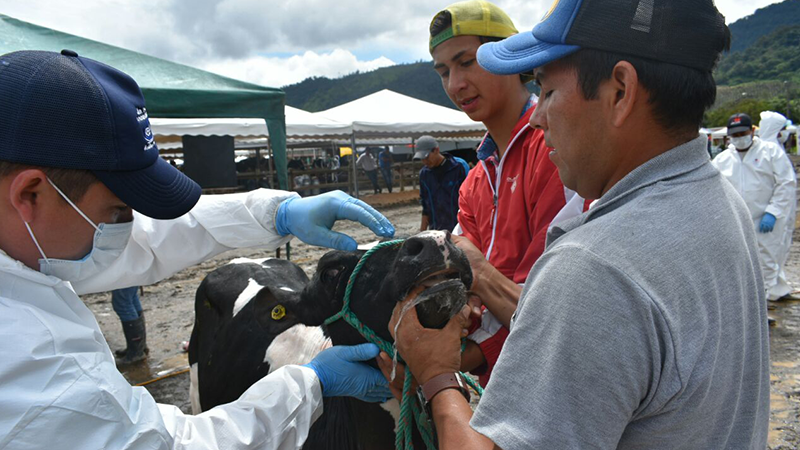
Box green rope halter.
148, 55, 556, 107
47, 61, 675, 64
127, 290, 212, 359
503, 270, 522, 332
322, 239, 483, 450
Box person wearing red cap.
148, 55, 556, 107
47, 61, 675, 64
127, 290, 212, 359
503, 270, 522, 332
0, 50, 394, 449
386, 0, 769, 448
712, 112, 797, 303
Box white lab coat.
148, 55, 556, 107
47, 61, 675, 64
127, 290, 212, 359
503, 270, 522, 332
760, 111, 797, 298
0, 189, 326, 449
712, 138, 797, 300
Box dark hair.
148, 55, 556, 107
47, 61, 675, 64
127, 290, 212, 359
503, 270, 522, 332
559, 48, 727, 133
0, 161, 99, 202
430, 10, 451, 38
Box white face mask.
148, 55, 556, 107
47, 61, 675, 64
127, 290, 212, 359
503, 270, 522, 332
24, 178, 132, 283
730, 135, 753, 151
779, 130, 790, 144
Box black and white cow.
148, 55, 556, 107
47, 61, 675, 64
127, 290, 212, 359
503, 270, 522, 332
189, 230, 473, 449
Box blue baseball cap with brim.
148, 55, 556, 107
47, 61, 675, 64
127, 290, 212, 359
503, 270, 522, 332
478, 0, 729, 75
0, 50, 201, 220
477, 0, 582, 75
477, 29, 580, 76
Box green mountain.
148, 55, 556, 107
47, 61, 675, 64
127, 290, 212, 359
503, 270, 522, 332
705, 23, 800, 126
715, 24, 800, 86
283, 61, 455, 112
727, 0, 800, 53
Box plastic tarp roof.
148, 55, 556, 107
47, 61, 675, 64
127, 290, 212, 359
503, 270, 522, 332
316, 89, 486, 138
0, 14, 290, 189
150, 106, 352, 139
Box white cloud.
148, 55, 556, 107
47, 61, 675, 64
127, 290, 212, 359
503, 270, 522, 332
715, 0, 785, 22
200, 49, 395, 87
0, 0, 789, 88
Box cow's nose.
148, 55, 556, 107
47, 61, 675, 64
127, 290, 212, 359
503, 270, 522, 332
399, 232, 451, 262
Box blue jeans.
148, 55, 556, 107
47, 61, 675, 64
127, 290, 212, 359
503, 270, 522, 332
365, 169, 380, 193
380, 167, 393, 192
112, 286, 142, 322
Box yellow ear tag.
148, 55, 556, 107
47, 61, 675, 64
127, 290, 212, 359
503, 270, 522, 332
271, 305, 286, 320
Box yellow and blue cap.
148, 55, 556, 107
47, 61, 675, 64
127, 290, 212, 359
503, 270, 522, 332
429, 1, 519, 52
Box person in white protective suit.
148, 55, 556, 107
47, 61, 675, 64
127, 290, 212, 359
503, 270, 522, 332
0, 50, 396, 450
760, 111, 798, 300
712, 112, 797, 301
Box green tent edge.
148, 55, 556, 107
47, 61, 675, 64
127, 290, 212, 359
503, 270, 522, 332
0, 14, 288, 189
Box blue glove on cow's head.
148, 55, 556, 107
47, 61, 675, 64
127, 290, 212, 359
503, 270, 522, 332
276, 191, 395, 251
304, 343, 392, 403
760, 212, 777, 233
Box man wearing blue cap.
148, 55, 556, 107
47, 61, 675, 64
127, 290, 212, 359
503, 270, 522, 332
387, 1, 769, 448
0, 50, 395, 449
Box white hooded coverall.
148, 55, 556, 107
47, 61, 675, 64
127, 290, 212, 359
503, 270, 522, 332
712, 135, 797, 300
0, 189, 327, 450
760, 111, 797, 299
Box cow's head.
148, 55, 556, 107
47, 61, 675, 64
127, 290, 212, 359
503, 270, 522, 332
189, 258, 314, 412
285, 230, 473, 348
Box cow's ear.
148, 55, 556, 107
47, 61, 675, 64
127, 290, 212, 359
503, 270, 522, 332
321, 265, 345, 285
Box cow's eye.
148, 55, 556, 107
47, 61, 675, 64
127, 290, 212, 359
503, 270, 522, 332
322, 266, 343, 284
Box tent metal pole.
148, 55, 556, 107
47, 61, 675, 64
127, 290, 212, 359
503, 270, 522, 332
255, 146, 261, 188
351, 131, 359, 199
267, 137, 275, 189
411, 137, 417, 190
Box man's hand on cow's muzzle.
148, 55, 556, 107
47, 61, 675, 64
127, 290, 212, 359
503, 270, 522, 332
276, 190, 395, 251
387, 297, 471, 386
303, 343, 392, 403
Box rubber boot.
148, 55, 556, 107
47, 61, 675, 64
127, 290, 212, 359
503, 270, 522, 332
116, 314, 149, 365
115, 312, 149, 356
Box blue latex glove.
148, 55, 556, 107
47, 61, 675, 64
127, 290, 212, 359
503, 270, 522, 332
760, 213, 777, 233
304, 343, 392, 402
276, 190, 395, 251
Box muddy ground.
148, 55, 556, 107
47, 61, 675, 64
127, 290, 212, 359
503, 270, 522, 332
82, 187, 800, 449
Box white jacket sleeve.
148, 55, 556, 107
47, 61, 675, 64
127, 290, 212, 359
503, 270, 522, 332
73, 189, 300, 295
159, 365, 324, 450
765, 148, 797, 219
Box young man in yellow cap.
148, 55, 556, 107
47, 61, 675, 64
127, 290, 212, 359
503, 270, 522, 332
428, 0, 585, 386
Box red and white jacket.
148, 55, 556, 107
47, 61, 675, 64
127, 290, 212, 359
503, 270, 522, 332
457, 99, 586, 385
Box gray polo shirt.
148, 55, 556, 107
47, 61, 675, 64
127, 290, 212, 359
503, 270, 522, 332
471, 136, 769, 449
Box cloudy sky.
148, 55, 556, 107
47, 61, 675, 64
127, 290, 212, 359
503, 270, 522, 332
0, 0, 784, 87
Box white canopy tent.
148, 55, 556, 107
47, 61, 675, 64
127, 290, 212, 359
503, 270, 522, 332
150, 107, 351, 189
150, 106, 352, 140
311, 89, 485, 196
315, 89, 486, 138
150, 92, 486, 197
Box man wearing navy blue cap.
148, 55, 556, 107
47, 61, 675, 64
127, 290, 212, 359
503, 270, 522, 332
388, 1, 769, 448
0, 50, 395, 449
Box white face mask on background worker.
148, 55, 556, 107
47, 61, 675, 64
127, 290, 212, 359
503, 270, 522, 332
779, 130, 790, 144
731, 134, 753, 151
23, 178, 132, 282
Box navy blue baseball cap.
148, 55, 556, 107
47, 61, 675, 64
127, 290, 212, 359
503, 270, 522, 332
0, 50, 201, 219
477, 0, 729, 75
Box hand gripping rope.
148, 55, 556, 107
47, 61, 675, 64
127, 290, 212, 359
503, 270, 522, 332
322, 239, 483, 450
